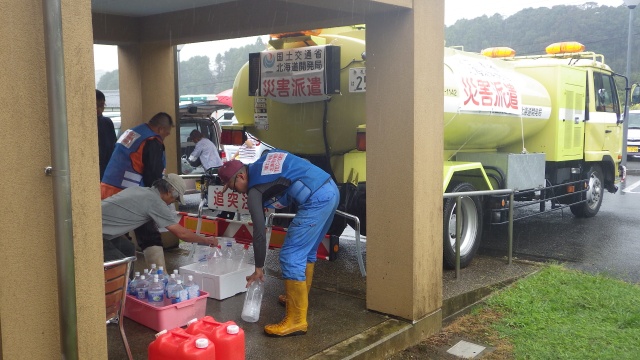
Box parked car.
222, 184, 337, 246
178, 101, 228, 195
627, 110, 640, 160
213, 109, 237, 127
103, 111, 121, 136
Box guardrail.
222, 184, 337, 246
443, 189, 515, 279
488, 179, 587, 224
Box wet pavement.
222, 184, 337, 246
480, 162, 640, 284
107, 209, 539, 359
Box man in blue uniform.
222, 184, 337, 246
218, 151, 339, 337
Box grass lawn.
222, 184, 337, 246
390, 264, 640, 359
486, 264, 640, 359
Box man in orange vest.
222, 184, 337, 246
101, 112, 174, 268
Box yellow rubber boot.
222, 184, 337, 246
265, 280, 308, 337
278, 263, 314, 306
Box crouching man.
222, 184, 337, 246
102, 173, 218, 263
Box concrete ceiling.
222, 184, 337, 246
91, 0, 235, 17
91, 0, 412, 45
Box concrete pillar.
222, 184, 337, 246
118, 43, 179, 174
0, 0, 107, 358
366, 2, 444, 321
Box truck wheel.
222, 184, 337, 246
570, 164, 603, 218
443, 182, 483, 269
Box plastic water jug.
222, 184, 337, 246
186, 316, 245, 360
241, 280, 263, 323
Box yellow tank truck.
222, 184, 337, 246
223, 26, 626, 268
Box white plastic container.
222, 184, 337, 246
179, 260, 255, 300
241, 279, 264, 322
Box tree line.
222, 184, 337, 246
446, 2, 640, 83
97, 37, 266, 95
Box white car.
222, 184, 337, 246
627, 110, 640, 160
103, 111, 121, 136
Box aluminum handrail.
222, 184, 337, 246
266, 210, 366, 277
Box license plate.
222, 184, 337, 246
628, 146, 638, 153
195, 180, 202, 191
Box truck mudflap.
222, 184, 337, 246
443, 161, 494, 192
176, 212, 336, 261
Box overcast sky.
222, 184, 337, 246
94, 0, 626, 72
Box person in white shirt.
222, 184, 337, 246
188, 129, 223, 174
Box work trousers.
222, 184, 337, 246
134, 221, 163, 251
279, 180, 339, 281
103, 235, 136, 262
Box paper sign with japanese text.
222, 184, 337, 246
260, 45, 331, 104
261, 152, 287, 175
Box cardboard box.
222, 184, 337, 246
123, 291, 209, 332
180, 260, 255, 300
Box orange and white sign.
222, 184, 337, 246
207, 185, 250, 214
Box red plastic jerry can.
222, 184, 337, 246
186, 316, 245, 360
149, 328, 216, 360
178, 335, 217, 359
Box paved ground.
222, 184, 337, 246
107, 226, 539, 359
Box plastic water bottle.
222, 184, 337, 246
222, 240, 234, 259
166, 274, 177, 297
148, 276, 165, 306
222, 240, 234, 272
128, 271, 141, 295
234, 244, 249, 270
173, 269, 183, 283
157, 266, 166, 286
184, 275, 200, 300
135, 275, 149, 301
206, 246, 223, 270
241, 279, 264, 322
169, 280, 188, 304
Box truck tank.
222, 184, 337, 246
232, 28, 552, 156
232, 29, 366, 156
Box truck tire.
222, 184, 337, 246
570, 164, 603, 218
443, 182, 483, 269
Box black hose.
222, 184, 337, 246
322, 99, 338, 183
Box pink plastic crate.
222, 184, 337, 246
123, 291, 209, 332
